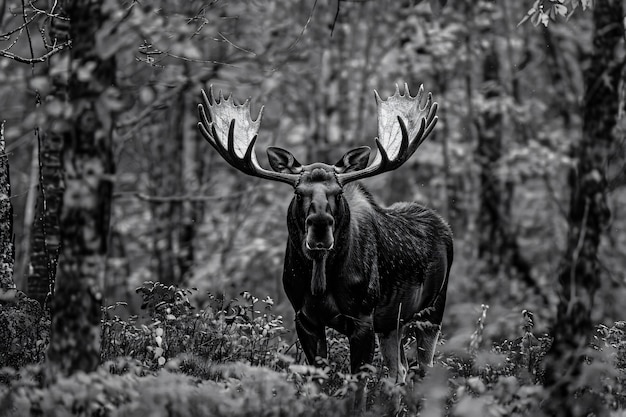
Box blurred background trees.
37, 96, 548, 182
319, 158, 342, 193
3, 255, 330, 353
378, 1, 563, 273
0, 0, 624, 370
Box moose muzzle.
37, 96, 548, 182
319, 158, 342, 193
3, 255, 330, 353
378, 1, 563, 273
305, 213, 335, 252
304, 212, 334, 296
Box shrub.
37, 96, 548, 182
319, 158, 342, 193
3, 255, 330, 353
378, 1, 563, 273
0, 293, 49, 369
2, 285, 626, 416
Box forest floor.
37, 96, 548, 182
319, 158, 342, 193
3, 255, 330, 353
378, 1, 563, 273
0, 282, 624, 416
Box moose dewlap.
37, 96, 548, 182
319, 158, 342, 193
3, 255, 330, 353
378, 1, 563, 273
197, 84, 453, 408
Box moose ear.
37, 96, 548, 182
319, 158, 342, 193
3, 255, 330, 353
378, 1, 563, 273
267, 147, 303, 174
334, 146, 371, 173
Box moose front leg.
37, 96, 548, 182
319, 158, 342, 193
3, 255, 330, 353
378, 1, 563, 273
348, 321, 376, 373
348, 316, 376, 413
295, 310, 327, 365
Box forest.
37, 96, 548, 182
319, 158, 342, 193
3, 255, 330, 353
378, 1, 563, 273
0, 0, 625, 415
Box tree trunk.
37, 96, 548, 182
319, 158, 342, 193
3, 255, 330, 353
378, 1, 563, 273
17, 143, 39, 289
26, 131, 64, 306
46, 0, 116, 377
0, 121, 14, 289
25, 18, 68, 307
476, 42, 506, 270
543, 2, 622, 416
149, 103, 182, 285
178, 92, 196, 281
475, 15, 535, 300
0, 123, 47, 369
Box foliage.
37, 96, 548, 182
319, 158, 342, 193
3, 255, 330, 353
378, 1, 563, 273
1, 286, 626, 416
0, 293, 49, 369
1, 0, 626, 415
103, 282, 290, 370
2, 0, 624, 338
520, 0, 593, 26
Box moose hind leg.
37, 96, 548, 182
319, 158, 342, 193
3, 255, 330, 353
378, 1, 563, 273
378, 328, 408, 415
295, 310, 327, 365
379, 328, 408, 383
415, 321, 441, 367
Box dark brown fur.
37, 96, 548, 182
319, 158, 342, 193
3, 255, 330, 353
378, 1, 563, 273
282, 178, 453, 379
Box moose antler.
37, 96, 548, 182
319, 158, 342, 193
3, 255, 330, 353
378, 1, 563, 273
336, 83, 438, 185
197, 87, 300, 186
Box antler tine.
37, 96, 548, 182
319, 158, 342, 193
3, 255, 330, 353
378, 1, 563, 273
197, 87, 299, 186
337, 84, 438, 185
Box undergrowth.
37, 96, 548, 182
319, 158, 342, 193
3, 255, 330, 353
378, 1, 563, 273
0, 282, 624, 416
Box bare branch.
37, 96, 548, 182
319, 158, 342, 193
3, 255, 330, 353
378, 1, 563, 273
217, 32, 256, 56
21, 0, 36, 66
0, 40, 70, 64
0, 12, 37, 38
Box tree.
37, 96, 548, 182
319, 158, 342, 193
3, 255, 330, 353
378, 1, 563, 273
542, 1, 622, 415
45, 0, 118, 377
25, 11, 68, 308
0, 121, 14, 289
0, 0, 71, 306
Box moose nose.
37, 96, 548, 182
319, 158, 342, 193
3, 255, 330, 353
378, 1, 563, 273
306, 214, 334, 228
305, 213, 335, 251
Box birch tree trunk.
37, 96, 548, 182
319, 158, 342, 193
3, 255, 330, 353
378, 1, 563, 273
25, 7, 69, 307
26, 132, 63, 307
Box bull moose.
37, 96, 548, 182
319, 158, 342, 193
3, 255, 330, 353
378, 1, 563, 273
197, 84, 453, 408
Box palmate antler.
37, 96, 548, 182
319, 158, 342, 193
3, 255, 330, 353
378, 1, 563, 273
336, 83, 438, 185
197, 87, 299, 186
197, 83, 437, 186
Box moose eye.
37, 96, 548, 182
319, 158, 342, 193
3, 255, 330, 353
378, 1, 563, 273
295, 193, 302, 201
335, 193, 343, 202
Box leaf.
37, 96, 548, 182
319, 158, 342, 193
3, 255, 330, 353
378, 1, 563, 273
171, 42, 201, 60
518, 1, 541, 26
429, 0, 447, 16
76, 61, 97, 82
531, 9, 541, 26
96, 19, 139, 59
29, 76, 51, 95
518, 9, 535, 27
45, 99, 65, 117
453, 395, 492, 417
554, 4, 567, 17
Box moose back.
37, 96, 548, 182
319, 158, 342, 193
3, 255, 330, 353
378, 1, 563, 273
197, 84, 453, 388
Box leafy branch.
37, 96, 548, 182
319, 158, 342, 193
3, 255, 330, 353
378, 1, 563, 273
519, 0, 592, 27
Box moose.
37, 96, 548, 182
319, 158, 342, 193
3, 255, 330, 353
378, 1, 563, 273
197, 84, 453, 408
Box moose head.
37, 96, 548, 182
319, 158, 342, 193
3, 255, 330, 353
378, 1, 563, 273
198, 84, 439, 295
